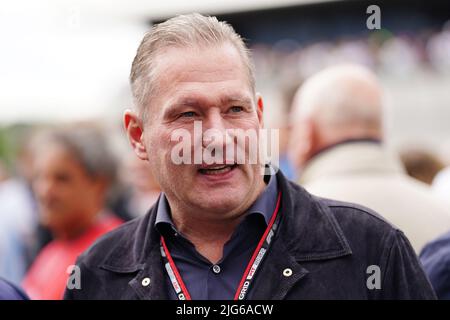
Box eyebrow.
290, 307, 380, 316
171, 98, 202, 108
167, 94, 253, 111
221, 96, 252, 105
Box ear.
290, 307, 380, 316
255, 93, 264, 127
302, 117, 319, 164
307, 118, 320, 156
124, 109, 148, 161
289, 116, 315, 170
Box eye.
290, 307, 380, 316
229, 106, 244, 113
180, 111, 197, 118
55, 172, 71, 183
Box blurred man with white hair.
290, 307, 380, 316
289, 64, 450, 253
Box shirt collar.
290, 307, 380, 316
245, 170, 278, 225
155, 170, 279, 232
309, 138, 381, 160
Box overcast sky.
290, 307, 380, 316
0, 0, 322, 124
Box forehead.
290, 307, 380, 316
156, 42, 246, 75
34, 143, 78, 170
151, 44, 252, 101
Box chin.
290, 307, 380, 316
193, 192, 245, 214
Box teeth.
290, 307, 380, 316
204, 166, 231, 175
200, 165, 235, 175
208, 165, 227, 170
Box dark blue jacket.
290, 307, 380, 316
64, 170, 436, 299
420, 230, 450, 299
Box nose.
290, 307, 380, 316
35, 176, 55, 202
201, 110, 228, 148
198, 110, 237, 164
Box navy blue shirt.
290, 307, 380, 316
155, 173, 279, 300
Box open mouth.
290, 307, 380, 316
198, 163, 238, 175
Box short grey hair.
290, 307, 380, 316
33, 126, 118, 183
130, 13, 256, 119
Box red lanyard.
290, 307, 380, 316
160, 192, 282, 300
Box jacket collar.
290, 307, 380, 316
300, 141, 405, 185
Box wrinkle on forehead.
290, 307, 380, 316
153, 43, 250, 88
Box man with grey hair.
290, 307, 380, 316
289, 64, 450, 253
65, 14, 435, 300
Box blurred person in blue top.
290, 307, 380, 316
0, 278, 29, 300
0, 138, 38, 285
420, 163, 450, 299
421, 231, 450, 299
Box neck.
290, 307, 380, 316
54, 208, 101, 241
175, 213, 245, 242
169, 179, 266, 263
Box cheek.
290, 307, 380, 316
145, 130, 181, 176
33, 182, 47, 200
40, 183, 66, 202
67, 180, 95, 202
232, 115, 261, 130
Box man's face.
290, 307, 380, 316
133, 43, 264, 219
33, 144, 101, 234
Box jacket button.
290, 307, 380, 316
212, 265, 221, 274
141, 277, 151, 287
283, 268, 293, 277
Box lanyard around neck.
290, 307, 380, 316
160, 192, 282, 300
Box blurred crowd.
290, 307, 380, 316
253, 22, 450, 87
1, 21, 450, 300
0, 124, 161, 299
251, 23, 450, 144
